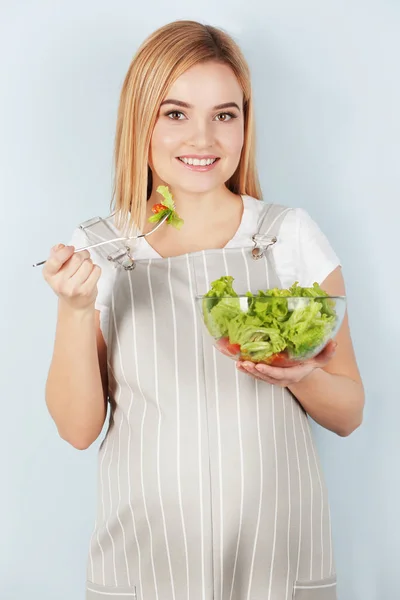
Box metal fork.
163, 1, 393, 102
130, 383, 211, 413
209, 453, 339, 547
32, 212, 169, 267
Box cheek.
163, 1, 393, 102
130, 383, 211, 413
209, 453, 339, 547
149, 124, 177, 174
220, 124, 244, 157
151, 121, 182, 155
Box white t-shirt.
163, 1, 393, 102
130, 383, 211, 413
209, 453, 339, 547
69, 195, 341, 342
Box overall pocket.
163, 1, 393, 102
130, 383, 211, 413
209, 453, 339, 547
292, 573, 337, 599
86, 580, 138, 599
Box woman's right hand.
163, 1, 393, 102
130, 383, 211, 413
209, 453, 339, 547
42, 244, 102, 311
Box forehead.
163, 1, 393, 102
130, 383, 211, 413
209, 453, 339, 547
166, 62, 243, 107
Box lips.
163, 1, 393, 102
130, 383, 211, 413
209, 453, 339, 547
176, 157, 220, 171
178, 157, 219, 163
177, 155, 220, 160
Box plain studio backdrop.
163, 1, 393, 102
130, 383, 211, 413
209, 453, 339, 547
1, 1, 398, 599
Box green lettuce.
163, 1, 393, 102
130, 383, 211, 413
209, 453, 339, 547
202, 276, 241, 338
202, 277, 337, 361
148, 185, 184, 230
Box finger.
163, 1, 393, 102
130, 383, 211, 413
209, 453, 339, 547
254, 363, 291, 380
79, 264, 102, 295
60, 250, 92, 279
44, 245, 75, 276
257, 359, 317, 379
63, 257, 95, 291
238, 361, 266, 379
238, 360, 258, 374
237, 363, 278, 385
52, 243, 65, 252
237, 362, 261, 379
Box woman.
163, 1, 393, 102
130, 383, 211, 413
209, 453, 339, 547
42, 20, 364, 600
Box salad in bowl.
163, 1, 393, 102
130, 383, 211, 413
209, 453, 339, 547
198, 276, 346, 367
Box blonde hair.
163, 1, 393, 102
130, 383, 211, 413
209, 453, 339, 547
112, 20, 262, 233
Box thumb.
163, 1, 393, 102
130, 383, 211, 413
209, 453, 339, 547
51, 243, 66, 252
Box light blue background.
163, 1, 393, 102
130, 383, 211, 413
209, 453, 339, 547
1, 1, 399, 598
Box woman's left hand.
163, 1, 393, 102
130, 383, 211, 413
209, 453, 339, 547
236, 340, 337, 387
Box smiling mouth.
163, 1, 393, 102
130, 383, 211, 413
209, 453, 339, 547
177, 157, 220, 166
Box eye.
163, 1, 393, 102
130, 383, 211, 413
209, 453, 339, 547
165, 111, 185, 120
215, 112, 237, 122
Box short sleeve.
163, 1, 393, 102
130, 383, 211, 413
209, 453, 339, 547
68, 227, 117, 342
271, 208, 341, 288
295, 208, 341, 285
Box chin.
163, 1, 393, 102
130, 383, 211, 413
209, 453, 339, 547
177, 181, 223, 195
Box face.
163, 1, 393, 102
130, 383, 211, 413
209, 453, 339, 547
149, 61, 245, 195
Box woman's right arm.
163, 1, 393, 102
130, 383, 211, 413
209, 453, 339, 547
43, 243, 108, 450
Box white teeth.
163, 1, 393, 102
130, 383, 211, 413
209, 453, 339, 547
180, 157, 217, 166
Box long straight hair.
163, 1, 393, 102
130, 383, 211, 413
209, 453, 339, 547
112, 20, 262, 233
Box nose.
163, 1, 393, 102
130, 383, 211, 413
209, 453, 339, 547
188, 117, 214, 149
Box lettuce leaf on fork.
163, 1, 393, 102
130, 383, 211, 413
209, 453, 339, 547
148, 185, 184, 230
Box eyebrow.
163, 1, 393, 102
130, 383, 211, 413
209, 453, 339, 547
160, 99, 241, 111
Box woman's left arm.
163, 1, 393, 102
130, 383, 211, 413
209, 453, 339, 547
237, 266, 365, 437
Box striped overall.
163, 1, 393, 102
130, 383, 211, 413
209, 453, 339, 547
81, 203, 337, 600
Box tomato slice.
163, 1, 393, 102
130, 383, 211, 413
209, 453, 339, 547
216, 337, 241, 357
264, 351, 299, 368
152, 203, 168, 214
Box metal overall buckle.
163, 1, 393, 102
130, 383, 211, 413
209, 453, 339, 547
107, 246, 136, 271
78, 215, 136, 271
251, 234, 277, 259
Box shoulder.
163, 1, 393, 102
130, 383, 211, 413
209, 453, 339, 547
273, 206, 341, 287
239, 195, 338, 249
280, 206, 339, 259
240, 195, 265, 225
243, 195, 294, 229
244, 201, 341, 288
277, 206, 316, 238
251, 201, 335, 247
239, 195, 295, 244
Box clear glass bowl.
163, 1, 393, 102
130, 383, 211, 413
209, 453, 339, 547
196, 295, 346, 367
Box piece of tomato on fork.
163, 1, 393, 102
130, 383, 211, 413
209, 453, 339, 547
152, 203, 168, 214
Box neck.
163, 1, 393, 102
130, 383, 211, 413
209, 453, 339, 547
144, 181, 245, 255
148, 182, 239, 223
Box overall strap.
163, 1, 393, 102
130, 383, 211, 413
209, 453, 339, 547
251, 202, 293, 260
78, 214, 135, 270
